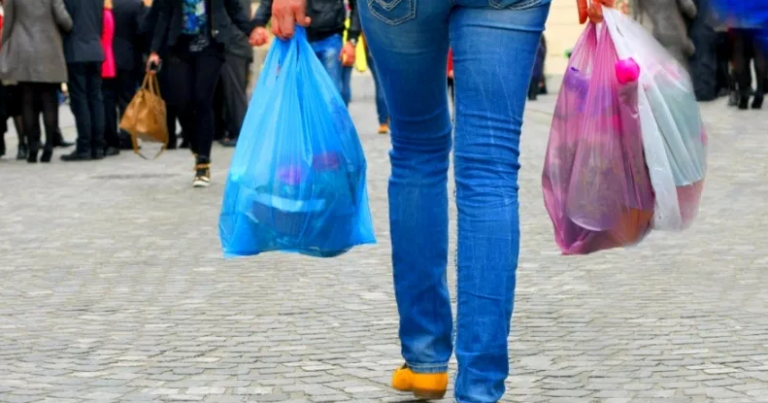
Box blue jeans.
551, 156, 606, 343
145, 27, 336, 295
310, 34, 344, 96
359, 0, 550, 401
341, 66, 353, 105
366, 49, 390, 124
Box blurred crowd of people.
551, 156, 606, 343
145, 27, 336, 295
0, 0, 369, 188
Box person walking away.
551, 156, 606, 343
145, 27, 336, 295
101, 0, 119, 156
104, 0, 145, 154
0, 0, 73, 163
148, 0, 261, 188
363, 34, 389, 134
257, 0, 614, 401
62, 0, 108, 161
249, 0, 360, 97
217, 0, 253, 148
339, 6, 356, 106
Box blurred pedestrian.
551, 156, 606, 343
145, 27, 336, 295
101, 0, 120, 156
364, 35, 389, 134
730, 27, 766, 109
0, 0, 72, 163
148, 0, 260, 187
103, 0, 145, 154
217, 0, 253, 148
61, 0, 108, 161
250, 0, 360, 97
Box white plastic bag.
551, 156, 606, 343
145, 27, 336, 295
602, 9, 706, 231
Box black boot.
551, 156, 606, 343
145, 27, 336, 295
0, 135, 5, 158
27, 141, 40, 164
53, 129, 74, 148
16, 143, 28, 161
752, 94, 764, 109
738, 92, 750, 110
61, 149, 92, 162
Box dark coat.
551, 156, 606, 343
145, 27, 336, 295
254, 0, 360, 43
112, 0, 146, 72
62, 0, 105, 63
221, 0, 253, 61
149, 0, 255, 55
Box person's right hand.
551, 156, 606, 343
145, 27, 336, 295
270, 0, 311, 40
147, 53, 161, 74
249, 27, 270, 47
577, 0, 614, 24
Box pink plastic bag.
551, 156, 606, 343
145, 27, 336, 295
542, 24, 655, 255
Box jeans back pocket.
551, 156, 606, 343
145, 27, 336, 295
367, 0, 417, 25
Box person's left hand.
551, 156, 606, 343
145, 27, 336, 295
340, 41, 356, 67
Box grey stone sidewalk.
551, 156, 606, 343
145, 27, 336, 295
0, 76, 767, 403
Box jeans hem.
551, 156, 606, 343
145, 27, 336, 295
406, 362, 448, 374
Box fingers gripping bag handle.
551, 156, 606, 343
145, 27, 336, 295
602, 9, 686, 230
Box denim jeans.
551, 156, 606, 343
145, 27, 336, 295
310, 34, 344, 97
366, 49, 390, 124
341, 66, 353, 105
359, 0, 550, 401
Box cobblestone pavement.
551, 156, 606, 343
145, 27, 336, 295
1, 76, 767, 403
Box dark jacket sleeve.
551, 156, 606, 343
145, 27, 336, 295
149, 0, 170, 53
347, 0, 361, 42
252, 0, 273, 28
225, 0, 257, 35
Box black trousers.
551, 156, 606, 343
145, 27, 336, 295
732, 29, 767, 100
219, 53, 249, 139
18, 82, 59, 153
167, 45, 224, 161
68, 62, 106, 153
103, 69, 140, 148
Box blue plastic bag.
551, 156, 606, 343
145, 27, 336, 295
219, 28, 376, 258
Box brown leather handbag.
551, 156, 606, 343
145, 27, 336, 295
120, 73, 168, 159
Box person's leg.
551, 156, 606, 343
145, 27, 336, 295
191, 47, 224, 187
450, 3, 549, 402
359, 0, 454, 386
341, 65, 353, 105
103, 78, 120, 151
19, 83, 42, 163
65, 63, 94, 157
38, 83, 60, 162
366, 48, 390, 126
310, 35, 344, 96
116, 70, 138, 149
213, 78, 227, 141
166, 53, 194, 152
85, 62, 106, 158
220, 53, 249, 144
752, 32, 766, 109
732, 29, 752, 109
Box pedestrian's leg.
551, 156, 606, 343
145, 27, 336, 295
66, 63, 93, 156
341, 65, 353, 106
192, 48, 223, 161
752, 34, 766, 109
19, 83, 42, 163
103, 78, 119, 149
311, 35, 344, 97
450, 3, 549, 402
166, 54, 194, 152
366, 49, 390, 126
38, 83, 60, 162
358, 0, 454, 387
86, 63, 106, 157
221, 53, 249, 143
732, 29, 752, 109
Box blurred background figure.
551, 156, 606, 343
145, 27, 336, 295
364, 35, 389, 135
62, 0, 107, 161
730, 28, 766, 109
0, 0, 72, 163
528, 35, 547, 101
103, 0, 146, 153
213, 0, 253, 148
101, 0, 120, 156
